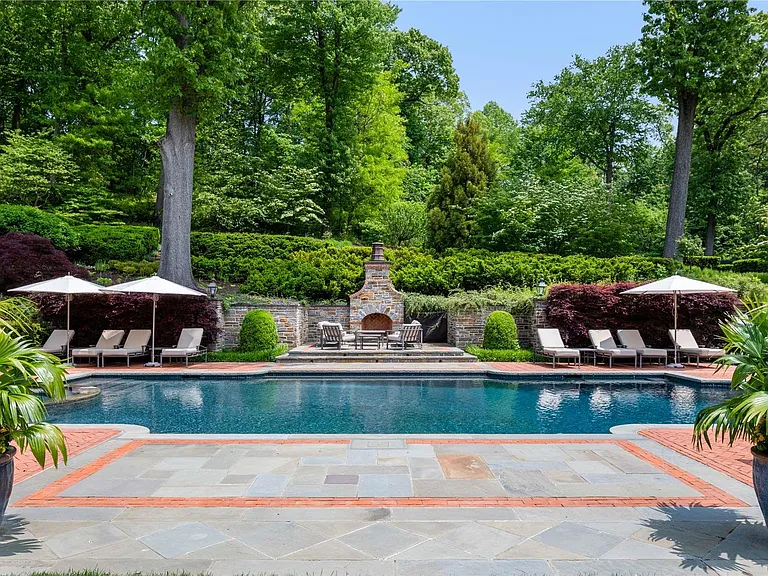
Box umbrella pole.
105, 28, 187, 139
147, 293, 158, 366
66, 294, 71, 363
674, 292, 678, 366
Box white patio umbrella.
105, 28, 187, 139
102, 276, 205, 366
621, 275, 736, 368
9, 273, 104, 362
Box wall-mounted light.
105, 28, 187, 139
207, 278, 218, 299
537, 279, 547, 297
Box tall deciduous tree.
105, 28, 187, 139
140, 0, 250, 287
526, 45, 665, 187
638, 0, 758, 257
263, 0, 399, 235
426, 115, 496, 249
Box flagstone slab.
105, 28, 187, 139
437, 454, 494, 479
138, 522, 228, 559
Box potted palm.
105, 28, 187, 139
693, 302, 768, 524
0, 298, 68, 527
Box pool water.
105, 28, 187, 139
49, 376, 732, 435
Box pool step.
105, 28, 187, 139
276, 353, 477, 363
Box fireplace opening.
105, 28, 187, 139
361, 313, 393, 331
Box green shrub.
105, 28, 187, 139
465, 345, 533, 362
684, 255, 721, 269
207, 345, 288, 362
0, 204, 79, 250
683, 266, 768, 301
71, 225, 159, 264
239, 310, 278, 351
191, 232, 330, 260
107, 260, 159, 278
482, 311, 519, 349
731, 258, 768, 273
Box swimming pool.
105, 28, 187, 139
50, 375, 732, 435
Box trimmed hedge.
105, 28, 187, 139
731, 258, 768, 273
545, 282, 739, 349
70, 225, 159, 264
0, 232, 88, 293
465, 345, 533, 362
191, 232, 333, 260
0, 205, 79, 250
239, 310, 278, 351
483, 311, 519, 349
208, 345, 288, 362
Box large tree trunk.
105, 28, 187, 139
158, 102, 197, 288
153, 161, 164, 227
663, 92, 698, 258
705, 212, 716, 256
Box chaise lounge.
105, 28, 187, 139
616, 329, 667, 368
38, 329, 74, 356
589, 330, 637, 368
71, 329, 125, 367
100, 329, 151, 367
668, 329, 724, 367
537, 328, 581, 368
160, 328, 206, 367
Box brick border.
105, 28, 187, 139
14, 438, 746, 508
639, 428, 753, 487
13, 428, 122, 484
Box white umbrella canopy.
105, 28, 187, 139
102, 276, 205, 366
9, 273, 104, 361
621, 275, 736, 367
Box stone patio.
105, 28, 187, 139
3, 423, 766, 575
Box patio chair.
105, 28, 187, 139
668, 329, 724, 367
386, 322, 423, 350
320, 323, 355, 350
100, 329, 151, 367
588, 330, 637, 368
616, 329, 667, 368
72, 329, 125, 367
38, 329, 74, 356
536, 328, 581, 368
160, 328, 206, 367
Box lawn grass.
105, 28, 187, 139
206, 345, 288, 363
465, 345, 534, 362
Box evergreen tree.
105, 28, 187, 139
426, 115, 496, 249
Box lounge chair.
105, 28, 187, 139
71, 329, 125, 367
160, 328, 206, 367
387, 322, 423, 349
38, 330, 74, 356
536, 328, 581, 368
320, 323, 355, 350
100, 329, 151, 367
588, 330, 637, 368
616, 329, 667, 368
668, 329, 724, 367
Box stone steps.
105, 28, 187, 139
276, 352, 477, 363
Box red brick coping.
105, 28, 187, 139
15, 438, 746, 508
639, 428, 753, 487
13, 428, 121, 484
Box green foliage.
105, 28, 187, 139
190, 232, 330, 261
427, 115, 496, 249
361, 201, 427, 247
683, 265, 768, 300
0, 205, 79, 250
106, 260, 159, 278
676, 234, 705, 259
0, 299, 68, 467
403, 289, 536, 316
465, 345, 533, 363
70, 225, 159, 265
238, 310, 279, 352
483, 311, 519, 350
694, 302, 768, 453
207, 345, 289, 363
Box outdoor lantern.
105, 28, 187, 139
207, 278, 218, 299
537, 279, 547, 297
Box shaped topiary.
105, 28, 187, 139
483, 310, 519, 349
239, 310, 278, 351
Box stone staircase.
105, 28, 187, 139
276, 343, 476, 364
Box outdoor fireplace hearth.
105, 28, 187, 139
348, 243, 404, 333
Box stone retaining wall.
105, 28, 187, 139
306, 305, 350, 345
446, 300, 548, 349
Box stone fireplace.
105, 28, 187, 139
349, 243, 404, 332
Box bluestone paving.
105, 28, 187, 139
137, 522, 229, 558
535, 522, 625, 558
338, 523, 427, 558
435, 523, 525, 558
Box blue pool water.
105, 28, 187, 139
48, 376, 732, 434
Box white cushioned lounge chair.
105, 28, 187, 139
616, 329, 667, 368
537, 328, 581, 368
72, 329, 125, 367
101, 329, 151, 367
588, 330, 637, 368
387, 322, 423, 349
668, 329, 724, 367
320, 323, 355, 350
160, 328, 206, 367
38, 329, 74, 356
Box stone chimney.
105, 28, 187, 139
348, 243, 404, 332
